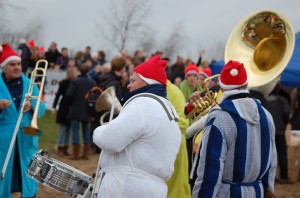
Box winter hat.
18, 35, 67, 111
38, 46, 45, 53
134, 55, 167, 86
27, 40, 35, 48
185, 64, 200, 78
199, 67, 212, 78
0, 44, 21, 68
219, 60, 248, 90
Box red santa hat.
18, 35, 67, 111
185, 64, 200, 78
0, 44, 21, 68
199, 67, 212, 78
134, 55, 167, 86
219, 60, 248, 90
39, 46, 45, 53
27, 40, 35, 48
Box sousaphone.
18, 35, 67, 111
225, 9, 295, 88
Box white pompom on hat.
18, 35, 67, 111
0, 44, 21, 68
219, 60, 248, 90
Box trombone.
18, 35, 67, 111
1, 59, 48, 179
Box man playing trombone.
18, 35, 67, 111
0, 44, 46, 198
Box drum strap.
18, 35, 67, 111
123, 93, 179, 122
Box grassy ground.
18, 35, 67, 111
38, 110, 59, 153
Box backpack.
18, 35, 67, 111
85, 85, 104, 116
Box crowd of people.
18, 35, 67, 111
1, 39, 300, 197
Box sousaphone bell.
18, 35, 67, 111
225, 9, 295, 88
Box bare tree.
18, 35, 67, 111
138, 27, 156, 55
161, 22, 186, 59
209, 40, 226, 61
96, 0, 151, 53
0, 18, 45, 48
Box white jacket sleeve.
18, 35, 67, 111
93, 100, 144, 153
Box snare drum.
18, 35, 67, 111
27, 150, 93, 197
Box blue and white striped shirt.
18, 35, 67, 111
193, 94, 276, 198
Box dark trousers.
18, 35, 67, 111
275, 134, 289, 179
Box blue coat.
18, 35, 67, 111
0, 72, 46, 198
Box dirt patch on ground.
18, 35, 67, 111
11, 152, 300, 198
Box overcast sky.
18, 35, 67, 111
6, 0, 300, 62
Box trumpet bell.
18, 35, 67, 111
96, 86, 122, 114
225, 10, 295, 88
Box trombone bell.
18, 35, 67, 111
23, 126, 42, 136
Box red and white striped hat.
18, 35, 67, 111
134, 55, 167, 86
0, 44, 21, 68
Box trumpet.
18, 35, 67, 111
1, 59, 48, 179
186, 74, 219, 124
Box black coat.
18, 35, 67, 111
52, 79, 71, 124
17, 44, 32, 72
45, 50, 61, 65
97, 71, 123, 98
66, 75, 96, 121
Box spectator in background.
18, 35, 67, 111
38, 46, 46, 60
52, 66, 78, 156
56, 47, 69, 70
83, 46, 92, 63
27, 40, 39, 72
97, 56, 126, 98
170, 55, 185, 84
17, 39, 32, 74
74, 50, 84, 67
162, 57, 172, 80
198, 67, 212, 89
267, 83, 294, 184
291, 88, 300, 130
45, 42, 61, 69
174, 77, 182, 87
133, 49, 145, 63
196, 50, 205, 67
66, 63, 96, 160
121, 70, 130, 95
97, 50, 107, 66
180, 64, 203, 102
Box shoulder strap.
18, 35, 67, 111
124, 93, 178, 122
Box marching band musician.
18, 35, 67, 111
93, 55, 181, 198
192, 60, 276, 197
0, 44, 46, 198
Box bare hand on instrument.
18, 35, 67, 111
189, 91, 202, 106
23, 99, 32, 112
0, 99, 11, 110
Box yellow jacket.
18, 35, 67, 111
166, 80, 191, 198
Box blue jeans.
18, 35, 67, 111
57, 124, 70, 146
70, 120, 91, 144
